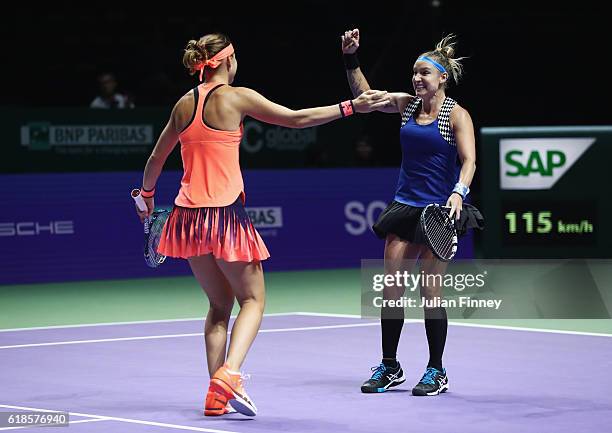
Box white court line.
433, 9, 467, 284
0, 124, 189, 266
259, 322, 377, 333
0, 404, 237, 433
445, 321, 612, 338
0, 312, 297, 333
0, 418, 107, 431
292, 312, 361, 319
4, 310, 606, 339
293, 312, 612, 338
0, 404, 110, 431
294, 312, 421, 323
0, 333, 202, 349
66, 418, 109, 424
0, 322, 379, 350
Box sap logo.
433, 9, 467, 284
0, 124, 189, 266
500, 138, 594, 190
345, 201, 387, 236
0, 221, 75, 236
505, 150, 565, 177
245, 207, 283, 228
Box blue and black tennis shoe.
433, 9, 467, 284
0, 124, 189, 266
361, 362, 406, 393
411, 366, 449, 396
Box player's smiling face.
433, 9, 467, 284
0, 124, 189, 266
412, 61, 447, 95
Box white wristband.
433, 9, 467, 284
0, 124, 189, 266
452, 182, 470, 199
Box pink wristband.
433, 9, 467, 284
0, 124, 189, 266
339, 100, 355, 117
140, 187, 155, 198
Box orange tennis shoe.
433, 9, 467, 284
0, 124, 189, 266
209, 363, 257, 416
204, 385, 235, 416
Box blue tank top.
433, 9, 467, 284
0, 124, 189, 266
394, 97, 460, 207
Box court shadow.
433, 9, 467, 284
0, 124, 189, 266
184, 409, 254, 421
382, 388, 411, 393
219, 416, 346, 431
443, 393, 611, 418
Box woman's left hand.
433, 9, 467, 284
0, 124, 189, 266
446, 193, 463, 221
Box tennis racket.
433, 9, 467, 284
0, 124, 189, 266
131, 189, 169, 268
419, 203, 458, 262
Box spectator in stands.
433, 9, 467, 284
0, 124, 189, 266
90, 72, 135, 109
352, 134, 380, 166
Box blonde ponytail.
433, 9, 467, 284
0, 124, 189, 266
182, 33, 231, 76
421, 33, 468, 86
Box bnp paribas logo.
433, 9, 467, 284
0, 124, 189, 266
20, 122, 154, 150
22, 122, 52, 150
500, 138, 594, 190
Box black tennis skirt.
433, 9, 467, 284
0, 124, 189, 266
373, 201, 485, 244
373, 201, 426, 244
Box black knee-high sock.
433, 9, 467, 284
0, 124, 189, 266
381, 305, 404, 363
424, 307, 447, 371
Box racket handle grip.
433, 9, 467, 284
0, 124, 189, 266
131, 188, 148, 212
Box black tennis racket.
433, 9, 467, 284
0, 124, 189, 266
132, 189, 169, 268
420, 204, 458, 262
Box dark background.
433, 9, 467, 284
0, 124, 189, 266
5, 1, 608, 167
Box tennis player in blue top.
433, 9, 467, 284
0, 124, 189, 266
341, 30, 478, 396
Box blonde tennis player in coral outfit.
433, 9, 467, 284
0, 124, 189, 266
135, 32, 390, 417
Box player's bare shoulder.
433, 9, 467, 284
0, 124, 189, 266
177, 89, 195, 108
228, 86, 256, 100
172, 90, 196, 132
449, 102, 472, 129
224, 86, 261, 111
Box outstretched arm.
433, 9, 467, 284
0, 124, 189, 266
341, 29, 413, 114
234, 87, 390, 129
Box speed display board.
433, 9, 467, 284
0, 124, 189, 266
480, 126, 612, 258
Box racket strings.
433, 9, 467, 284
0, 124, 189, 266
424, 209, 456, 258
145, 211, 169, 267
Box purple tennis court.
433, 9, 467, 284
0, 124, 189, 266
2, 313, 611, 433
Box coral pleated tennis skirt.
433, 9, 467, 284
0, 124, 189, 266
157, 196, 270, 262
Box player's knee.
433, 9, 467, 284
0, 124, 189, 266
421, 286, 443, 300
208, 299, 233, 319
383, 285, 405, 300
237, 293, 265, 312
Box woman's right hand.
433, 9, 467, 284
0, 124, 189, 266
341, 28, 360, 54
352, 90, 390, 113
136, 196, 154, 223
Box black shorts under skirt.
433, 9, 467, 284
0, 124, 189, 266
372, 201, 485, 244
